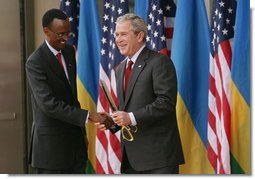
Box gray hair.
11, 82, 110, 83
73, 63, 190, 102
116, 13, 147, 42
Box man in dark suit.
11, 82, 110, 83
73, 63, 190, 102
26, 9, 89, 174
110, 13, 185, 174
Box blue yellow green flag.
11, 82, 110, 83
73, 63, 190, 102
230, 0, 250, 174
77, 0, 101, 173
171, 0, 214, 174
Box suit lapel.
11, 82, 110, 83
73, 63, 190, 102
42, 42, 73, 92
124, 48, 148, 108
117, 61, 126, 110
42, 43, 65, 80
62, 49, 75, 95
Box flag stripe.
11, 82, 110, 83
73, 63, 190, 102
96, 136, 109, 173
230, 82, 250, 173
176, 94, 214, 174
164, 28, 173, 39
207, 142, 217, 171
95, 157, 105, 174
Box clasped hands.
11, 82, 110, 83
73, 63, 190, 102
89, 111, 131, 130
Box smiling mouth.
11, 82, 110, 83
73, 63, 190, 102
118, 45, 126, 49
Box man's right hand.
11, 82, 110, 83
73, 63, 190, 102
89, 112, 115, 130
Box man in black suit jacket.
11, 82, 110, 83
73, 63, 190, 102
26, 9, 89, 174
110, 13, 185, 174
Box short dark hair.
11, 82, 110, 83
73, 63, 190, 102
42, 8, 67, 28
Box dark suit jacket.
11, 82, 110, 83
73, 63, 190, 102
26, 41, 88, 169
116, 47, 185, 171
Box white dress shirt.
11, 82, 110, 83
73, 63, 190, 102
126, 45, 145, 126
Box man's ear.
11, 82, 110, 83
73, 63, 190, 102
43, 27, 50, 36
137, 31, 145, 43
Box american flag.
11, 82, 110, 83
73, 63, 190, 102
96, 0, 129, 174
207, 0, 236, 174
146, 0, 176, 56
60, 0, 80, 47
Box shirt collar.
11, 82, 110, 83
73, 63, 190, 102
128, 45, 145, 64
45, 39, 61, 56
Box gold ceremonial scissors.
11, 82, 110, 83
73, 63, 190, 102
121, 125, 138, 142
100, 79, 138, 141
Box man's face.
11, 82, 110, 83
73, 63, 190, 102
115, 21, 144, 58
43, 18, 70, 51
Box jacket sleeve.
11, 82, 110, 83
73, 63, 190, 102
26, 55, 88, 127
133, 55, 177, 124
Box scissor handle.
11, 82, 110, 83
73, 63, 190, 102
121, 125, 138, 142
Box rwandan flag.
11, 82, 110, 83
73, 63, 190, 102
230, 0, 250, 174
134, 0, 149, 22
171, 0, 214, 173
77, 0, 101, 173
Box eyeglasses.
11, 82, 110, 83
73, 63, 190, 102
48, 28, 72, 38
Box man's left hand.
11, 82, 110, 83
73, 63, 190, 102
112, 111, 131, 126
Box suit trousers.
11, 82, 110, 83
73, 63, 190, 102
34, 162, 86, 174
34, 152, 86, 174
122, 148, 179, 174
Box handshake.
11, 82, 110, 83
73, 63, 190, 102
88, 112, 115, 130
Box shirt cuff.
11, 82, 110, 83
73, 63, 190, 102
85, 111, 89, 124
128, 112, 137, 126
